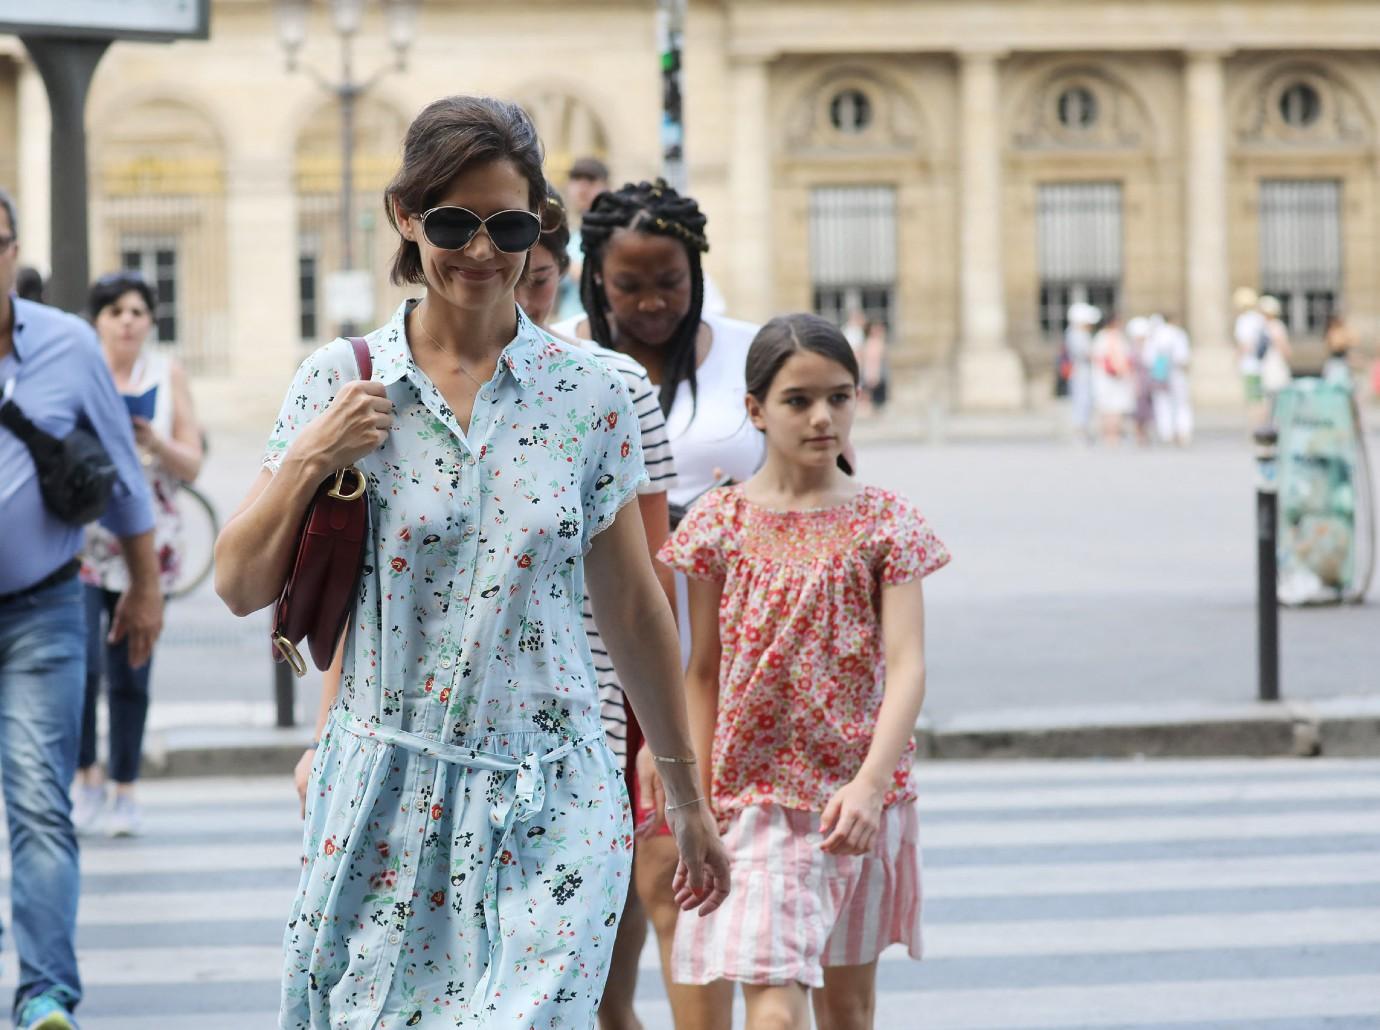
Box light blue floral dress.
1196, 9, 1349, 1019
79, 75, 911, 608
266, 300, 645, 1029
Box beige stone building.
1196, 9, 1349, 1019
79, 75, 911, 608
3, 0, 1379, 424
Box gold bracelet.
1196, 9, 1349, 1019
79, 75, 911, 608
653, 754, 698, 765
665, 795, 704, 812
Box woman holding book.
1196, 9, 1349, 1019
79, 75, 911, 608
73, 271, 203, 837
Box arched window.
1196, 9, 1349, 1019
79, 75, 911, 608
1279, 82, 1322, 128
93, 98, 228, 373
828, 88, 873, 134
1056, 86, 1098, 129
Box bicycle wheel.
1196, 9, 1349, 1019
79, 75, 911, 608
166, 483, 220, 600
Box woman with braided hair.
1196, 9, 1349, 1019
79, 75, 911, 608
554, 179, 761, 1030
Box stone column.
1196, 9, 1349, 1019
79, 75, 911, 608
16, 58, 51, 275
726, 55, 773, 323
211, 155, 300, 428
1183, 49, 1239, 406
956, 49, 1024, 410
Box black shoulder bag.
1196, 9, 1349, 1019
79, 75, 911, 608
0, 389, 118, 525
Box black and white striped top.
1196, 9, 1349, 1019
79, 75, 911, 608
566, 338, 677, 764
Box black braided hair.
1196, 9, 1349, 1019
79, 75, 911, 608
578, 179, 709, 415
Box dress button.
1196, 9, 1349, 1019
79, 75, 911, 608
389, 933, 400, 945
440, 657, 452, 669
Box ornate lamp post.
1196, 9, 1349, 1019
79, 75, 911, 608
273, 0, 418, 334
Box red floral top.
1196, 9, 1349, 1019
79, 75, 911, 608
658, 484, 949, 817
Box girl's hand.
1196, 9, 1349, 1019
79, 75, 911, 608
820, 777, 885, 856
668, 800, 731, 916
634, 745, 667, 839
293, 380, 392, 473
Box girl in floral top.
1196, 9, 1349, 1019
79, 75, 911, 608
658, 313, 949, 1029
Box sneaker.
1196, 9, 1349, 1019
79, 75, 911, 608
16, 993, 75, 1029
70, 784, 106, 837
105, 794, 142, 838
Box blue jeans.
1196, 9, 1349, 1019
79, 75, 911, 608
0, 575, 84, 1020
80, 586, 152, 784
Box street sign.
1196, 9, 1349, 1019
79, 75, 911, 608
0, 0, 210, 42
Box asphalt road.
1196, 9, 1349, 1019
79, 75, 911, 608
151, 427, 1380, 727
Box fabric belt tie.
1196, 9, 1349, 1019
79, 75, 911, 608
334, 710, 603, 1012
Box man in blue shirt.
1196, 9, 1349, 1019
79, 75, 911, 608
0, 189, 163, 1030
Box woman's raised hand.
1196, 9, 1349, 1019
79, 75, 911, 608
668, 800, 731, 916
295, 380, 393, 472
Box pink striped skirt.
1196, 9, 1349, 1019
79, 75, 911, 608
672, 801, 923, 987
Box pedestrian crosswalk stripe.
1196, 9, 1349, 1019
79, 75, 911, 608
918, 776, 1380, 810
1, 759, 1375, 1029
917, 808, 1372, 847
928, 852, 1380, 896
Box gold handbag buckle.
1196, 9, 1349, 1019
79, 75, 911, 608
273, 634, 308, 677
328, 466, 367, 501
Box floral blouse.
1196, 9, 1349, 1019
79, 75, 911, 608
265, 299, 646, 740
658, 484, 949, 817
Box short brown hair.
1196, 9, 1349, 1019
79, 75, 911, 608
384, 95, 546, 286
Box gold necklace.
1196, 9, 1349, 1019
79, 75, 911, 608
412, 307, 491, 390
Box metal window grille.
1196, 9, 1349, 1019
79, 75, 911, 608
120, 240, 179, 345
1259, 179, 1341, 336
298, 235, 320, 342
1036, 182, 1122, 337
809, 186, 897, 329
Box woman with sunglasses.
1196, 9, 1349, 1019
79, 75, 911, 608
553, 179, 762, 1030
215, 95, 729, 1029
73, 271, 203, 838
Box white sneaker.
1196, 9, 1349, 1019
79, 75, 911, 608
71, 784, 107, 836
106, 794, 142, 838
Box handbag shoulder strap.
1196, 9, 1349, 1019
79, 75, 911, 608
347, 336, 372, 382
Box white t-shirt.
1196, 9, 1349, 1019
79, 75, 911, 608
1234, 310, 1266, 374
551, 312, 764, 509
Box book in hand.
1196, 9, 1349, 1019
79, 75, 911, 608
123, 385, 158, 422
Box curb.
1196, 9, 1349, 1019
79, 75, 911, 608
139, 697, 1380, 778
917, 697, 1380, 761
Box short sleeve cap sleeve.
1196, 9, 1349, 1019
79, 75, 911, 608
875, 492, 950, 585
263, 339, 354, 473
657, 489, 731, 580
581, 365, 647, 549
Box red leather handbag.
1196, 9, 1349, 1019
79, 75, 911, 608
271, 336, 373, 676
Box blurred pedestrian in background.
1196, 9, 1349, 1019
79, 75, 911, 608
73, 272, 203, 838
1092, 312, 1134, 445
1064, 302, 1099, 442
1126, 316, 1155, 446
1322, 312, 1358, 387
557, 154, 611, 320
860, 318, 889, 415
555, 177, 761, 1029
15, 265, 44, 303
1233, 287, 1268, 421
842, 307, 867, 353
1148, 312, 1194, 446
1257, 294, 1294, 406
0, 188, 162, 1030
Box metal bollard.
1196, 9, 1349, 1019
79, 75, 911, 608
1254, 425, 1280, 702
